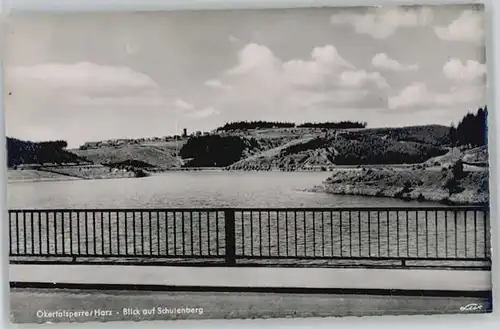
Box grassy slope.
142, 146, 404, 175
72, 143, 183, 169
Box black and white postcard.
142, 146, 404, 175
3, 3, 492, 323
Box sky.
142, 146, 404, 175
3, 4, 487, 148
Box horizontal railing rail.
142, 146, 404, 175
7, 205, 488, 213
8, 206, 491, 268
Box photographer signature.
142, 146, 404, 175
460, 303, 483, 312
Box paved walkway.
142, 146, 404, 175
10, 288, 490, 323
10, 264, 492, 291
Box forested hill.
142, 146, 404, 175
6, 137, 88, 168
8, 107, 487, 171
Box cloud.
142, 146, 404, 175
226, 43, 279, 75
204, 79, 232, 90
4, 63, 173, 147
281, 45, 355, 86
173, 97, 219, 119
173, 98, 194, 110
434, 10, 484, 43
5, 61, 168, 113
337, 70, 388, 89
330, 6, 433, 39
388, 83, 428, 109
201, 43, 389, 121
226, 43, 386, 92
227, 44, 355, 85
388, 82, 484, 109
280, 89, 388, 113
228, 35, 240, 44
371, 53, 419, 71
225, 43, 386, 93
124, 42, 139, 55
7, 62, 159, 98
188, 107, 220, 119
310, 45, 354, 68
69, 94, 167, 107
442, 58, 486, 83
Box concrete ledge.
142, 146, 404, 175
10, 264, 492, 295
9, 282, 492, 298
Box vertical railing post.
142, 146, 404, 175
224, 209, 236, 266
484, 208, 489, 259
8, 211, 12, 256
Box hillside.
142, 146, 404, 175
72, 143, 182, 170
227, 125, 450, 170
64, 124, 454, 171
180, 134, 304, 168
7, 108, 485, 173
425, 146, 488, 168
6, 124, 462, 172
71, 131, 303, 169
6, 138, 150, 182
229, 136, 332, 170
342, 124, 451, 146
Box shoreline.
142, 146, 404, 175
307, 185, 488, 206
308, 167, 489, 206
7, 165, 144, 183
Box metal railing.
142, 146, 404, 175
8, 206, 491, 268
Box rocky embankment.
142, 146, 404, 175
40, 164, 150, 179
8, 165, 150, 183
310, 165, 489, 205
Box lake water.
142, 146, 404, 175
8, 171, 437, 209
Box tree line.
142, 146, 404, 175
37, 140, 68, 149
333, 135, 447, 165
6, 138, 86, 167
216, 120, 367, 131
179, 135, 258, 167
449, 106, 488, 147
297, 121, 367, 129
216, 121, 294, 131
